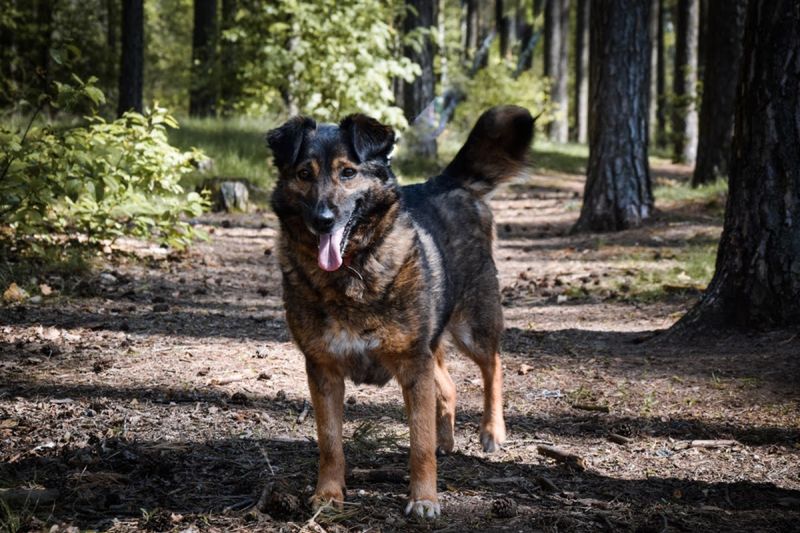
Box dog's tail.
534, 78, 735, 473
443, 105, 535, 197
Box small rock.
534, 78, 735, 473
517, 364, 533, 376
99, 273, 118, 285
29, 295, 43, 304
254, 347, 269, 358
556, 294, 568, 304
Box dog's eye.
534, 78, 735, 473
297, 168, 311, 180
341, 168, 357, 179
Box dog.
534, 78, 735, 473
267, 105, 534, 518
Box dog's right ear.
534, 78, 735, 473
266, 116, 317, 170
339, 114, 396, 164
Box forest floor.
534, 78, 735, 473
1, 161, 799, 532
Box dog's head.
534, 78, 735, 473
267, 114, 398, 272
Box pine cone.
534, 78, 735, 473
258, 482, 301, 519
492, 497, 518, 518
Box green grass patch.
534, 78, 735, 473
654, 177, 728, 203
533, 141, 589, 175
168, 116, 279, 190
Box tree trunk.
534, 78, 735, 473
544, 0, 569, 143
573, 0, 589, 143
673, 0, 800, 329
189, 0, 218, 117
35, 0, 53, 95
697, 0, 708, 79
403, 0, 438, 159
655, 0, 667, 148
118, 0, 144, 116
219, 0, 237, 116
573, 0, 652, 233
691, 0, 746, 186
465, 0, 479, 60
648, 0, 658, 142
496, 0, 511, 59
106, 0, 119, 99
672, 0, 699, 164
515, 1, 533, 72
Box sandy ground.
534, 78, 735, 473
1, 167, 799, 532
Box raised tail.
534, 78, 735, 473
443, 105, 535, 197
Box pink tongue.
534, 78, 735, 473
318, 226, 345, 271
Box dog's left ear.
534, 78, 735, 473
266, 116, 317, 170
339, 114, 396, 163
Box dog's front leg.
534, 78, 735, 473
399, 358, 440, 518
306, 360, 346, 509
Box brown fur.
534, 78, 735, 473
267, 106, 534, 517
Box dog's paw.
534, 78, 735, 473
480, 422, 506, 453
404, 499, 441, 519
309, 486, 345, 511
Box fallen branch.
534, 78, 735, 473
572, 403, 610, 413
536, 475, 560, 492
0, 488, 59, 506
348, 468, 407, 483
607, 433, 633, 445
536, 445, 587, 471
681, 439, 739, 449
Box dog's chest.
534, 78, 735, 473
320, 318, 392, 385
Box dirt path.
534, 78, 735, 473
1, 169, 799, 532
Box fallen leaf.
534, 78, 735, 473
3, 283, 28, 304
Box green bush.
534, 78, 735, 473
0, 75, 208, 255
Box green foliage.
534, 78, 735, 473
0, 76, 208, 256
233, 0, 418, 127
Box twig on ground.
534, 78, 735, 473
572, 403, 610, 413
607, 433, 633, 445
0, 488, 59, 506
536, 476, 560, 492
537, 445, 588, 471
676, 439, 739, 450
296, 400, 311, 424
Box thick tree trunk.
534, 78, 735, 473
573, 0, 652, 233
219, 0, 237, 116
573, 0, 589, 143
691, 0, 746, 186
655, 0, 667, 148
672, 0, 699, 164
403, 0, 438, 159
674, 0, 800, 329
544, 0, 569, 143
35, 0, 53, 95
697, 0, 708, 79
118, 0, 144, 116
515, 1, 534, 72
189, 0, 218, 117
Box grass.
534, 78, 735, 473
654, 176, 728, 203
169, 116, 280, 190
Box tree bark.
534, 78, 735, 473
219, 0, 237, 116
106, 0, 119, 99
691, 0, 746, 186
118, 0, 144, 116
648, 0, 658, 142
655, 0, 667, 148
573, 0, 652, 233
189, 0, 218, 117
465, 0, 479, 61
403, 0, 438, 158
35, 0, 53, 95
573, 0, 589, 143
544, 0, 569, 143
697, 0, 708, 79
672, 0, 699, 164
496, 0, 511, 59
673, 0, 800, 329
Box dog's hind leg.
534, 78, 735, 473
448, 307, 506, 453
434, 345, 456, 454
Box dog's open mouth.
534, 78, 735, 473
317, 207, 359, 272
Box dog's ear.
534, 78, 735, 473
266, 116, 317, 170
339, 114, 396, 163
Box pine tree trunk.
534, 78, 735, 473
219, 0, 237, 116
105, 0, 119, 99
648, 0, 658, 142
515, 1, 533, 72
403, 0, 438, 159
544, 0, 569, 143
691, 0, 746, 186
496, 0, 511, 59
573, 0, 652, 233
189, 0, 218, 117
673, 0, 800, 329
655, 0, 667, 148
672, 0, 699, 164
465, 0, 479, 60
573, 0, 589, 143
697, 0, 708, 79
118, 0, 144, 116
36, 0, 53, 96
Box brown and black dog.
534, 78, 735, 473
267, 106, 534, 518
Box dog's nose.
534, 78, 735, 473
313, 205, 335, 233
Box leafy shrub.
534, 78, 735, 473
0, 75, 207, 256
